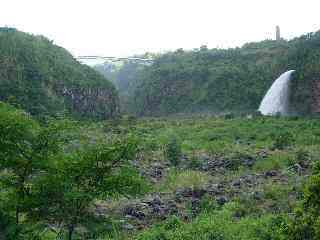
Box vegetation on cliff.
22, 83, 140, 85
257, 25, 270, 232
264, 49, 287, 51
2, 26, 320, 240
0, 28, 119, 120
95, 31, 320, 116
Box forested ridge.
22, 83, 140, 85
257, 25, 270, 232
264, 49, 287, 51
0, 28, 119, 120
3, 26, 320, 240
96, 31, 320, 116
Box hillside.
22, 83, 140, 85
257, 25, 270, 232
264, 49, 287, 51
2, 27, 320, 240
96, 31, 320, 116
0, 28, 119, 119
2, 105, 320, 239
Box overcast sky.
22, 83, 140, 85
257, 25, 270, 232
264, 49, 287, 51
1, 0, 320, 57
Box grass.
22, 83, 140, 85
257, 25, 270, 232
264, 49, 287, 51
158, 169, 211, 192
253, 150, 295, 171
5, 115, 318, 239
134, 202, 286, 240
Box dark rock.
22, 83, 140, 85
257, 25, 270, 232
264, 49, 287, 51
123, 206, 146, 220
291, 163, 303, 173
232, 180, 241, 187
252, 191, 263, 200
151, 196, 163, 206
167, 200, 178, 214
265, 170, 278, 177
191, 198, 201, 216
206, 184, 222, 196
149, 164, 164, 180
242, 156, 256, 167
175, 187, 206, 200
152, 205, 166, 219
216, 196, 228, 205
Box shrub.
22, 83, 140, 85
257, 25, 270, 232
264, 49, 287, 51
135, 202, 286, 240
272, 131, 294, 150
288, 174, 320, 240
254, 151, 294, 171
165, 135, 182, 167
188, 154, 202, 169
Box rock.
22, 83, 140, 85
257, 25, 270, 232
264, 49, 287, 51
291, 163, 303, 173
149, 164, 164, 180
151, 196, 163, 206
242, 156, 255, 167
216, 196, 228, 205
243, 175, 255, 184
191, 198, 201, 216
123, 206, 146, 220
199, 153, 211, 162
175, 188, 193, 199
232, 180, 241, 187
175, 188, 206, 200
257, 150, 269, 158
152, 205, 166, 217
252, 191, 263, 200
265, 170, 278, 177
167, 200, 178, 214
122, 223, 135, 231
206, 184, 222, 196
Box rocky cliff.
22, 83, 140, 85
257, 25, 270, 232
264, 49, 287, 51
0, 28, 119, 119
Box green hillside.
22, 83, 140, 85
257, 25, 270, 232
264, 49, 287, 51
0, 28, 119, 119
97, 31, 320, 116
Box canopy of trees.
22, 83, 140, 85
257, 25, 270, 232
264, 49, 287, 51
0, 102, 147, 239
0, 28, 119, 120
96, 31, 320, 116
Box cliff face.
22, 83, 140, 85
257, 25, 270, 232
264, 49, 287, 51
0, 28, 119, 119
311, 80, 320, 113
61, 86, 119, 119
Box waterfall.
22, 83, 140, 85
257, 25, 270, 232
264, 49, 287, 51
258, 70, 295, 116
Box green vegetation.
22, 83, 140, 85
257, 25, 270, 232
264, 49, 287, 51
0, 28, 118, 120
2, 28, 320, 239
95, 31, 320, 116
0, 102, 148, 239
164, 135, 182, 167
2, 101, 320, 239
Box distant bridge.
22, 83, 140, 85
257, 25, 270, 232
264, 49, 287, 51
76, 55, 154, 63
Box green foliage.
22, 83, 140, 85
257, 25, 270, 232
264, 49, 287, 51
164, 135, 182, 167
135, 202, 287, 240
0, 29, 118, 119
158, 170, 210, 192
254, 151, 294, 171
272, 131, 295, 150
0, 103, 147, 239
125, 41, 287, 116
287, 173, 320, 240
94, 31, 320, 117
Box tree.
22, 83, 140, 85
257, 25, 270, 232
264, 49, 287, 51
0, 102, 148, 239
288, 165, 320, 240
29, 137, 147, 240
0, 102, 71, 239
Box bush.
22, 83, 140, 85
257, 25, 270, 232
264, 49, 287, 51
272, 131, 294, 150
135, 202, 287, 240
165, 135, 182, 167
288, 174, 320, 240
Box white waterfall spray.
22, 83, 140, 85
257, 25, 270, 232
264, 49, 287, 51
258, 70, 295, 116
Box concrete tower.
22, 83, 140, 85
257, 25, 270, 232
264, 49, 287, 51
276, 26, 281, 41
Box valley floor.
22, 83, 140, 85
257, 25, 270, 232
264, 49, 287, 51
3, 114, 319, 239
88, 115, 318, 239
